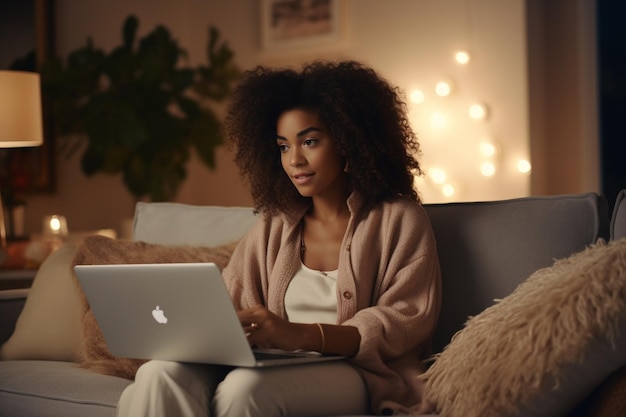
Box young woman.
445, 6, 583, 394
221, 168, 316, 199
117, 60, 441, 417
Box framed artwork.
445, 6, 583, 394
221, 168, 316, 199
260, 0, 347, 53
0, 0, 56, 194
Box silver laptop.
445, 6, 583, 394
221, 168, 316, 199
74, 262, 344, 367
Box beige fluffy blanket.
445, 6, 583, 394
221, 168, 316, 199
71, 235, 238, 380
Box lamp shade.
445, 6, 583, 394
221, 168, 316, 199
0, 70, 44, 148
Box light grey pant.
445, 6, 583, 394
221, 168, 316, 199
116, 359, 369, 417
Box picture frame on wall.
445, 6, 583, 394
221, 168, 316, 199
0, 0, 56, 194
260, 0, 347, 53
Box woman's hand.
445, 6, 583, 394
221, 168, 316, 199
237, 305, 361, 356
238, 305, 314, 351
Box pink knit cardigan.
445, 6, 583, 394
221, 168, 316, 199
222, 194, 442, 414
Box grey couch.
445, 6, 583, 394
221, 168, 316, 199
1, 191, 625, 417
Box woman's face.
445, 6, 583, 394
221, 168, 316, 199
276, 109, 346, 199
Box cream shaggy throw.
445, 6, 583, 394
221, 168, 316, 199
72, 235, 238, 380
422, 238, 626, 417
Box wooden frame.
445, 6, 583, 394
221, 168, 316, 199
0, 0, 55, 193
260, 0, 347, 53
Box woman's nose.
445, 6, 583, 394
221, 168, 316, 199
290, 149, 305, 167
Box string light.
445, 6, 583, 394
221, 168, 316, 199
455, 51, 470, 65
404, 45, 529, 203
442, 183, 457, 198
428, 167, 447, 184
435, 80, 453, 97
469, 102, 488, 120
480, 162, 496, 177
479, 140, 499, 158
517, 159, 532, 173
410, 89, 425, 104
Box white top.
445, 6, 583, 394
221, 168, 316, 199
284, 263, 338, 324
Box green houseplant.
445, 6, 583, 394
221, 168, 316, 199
41, 15, 240, 201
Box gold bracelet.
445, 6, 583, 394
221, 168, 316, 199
315, 323, 325, 353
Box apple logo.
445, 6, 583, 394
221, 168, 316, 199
152, 306, 168, 324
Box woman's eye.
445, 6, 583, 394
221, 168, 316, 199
303, 138, 318, 147
277, 143, 289, 153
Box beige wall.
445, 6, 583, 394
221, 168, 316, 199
19, 0, 596, 238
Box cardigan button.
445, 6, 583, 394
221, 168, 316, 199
343, 291, 353, 300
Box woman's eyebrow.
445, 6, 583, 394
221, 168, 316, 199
276, 127, 322, 141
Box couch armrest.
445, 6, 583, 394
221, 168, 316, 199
0, 289, 28, 345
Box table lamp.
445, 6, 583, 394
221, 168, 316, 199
0, 70, 44, 251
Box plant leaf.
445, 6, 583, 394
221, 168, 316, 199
42, 15, 240, 201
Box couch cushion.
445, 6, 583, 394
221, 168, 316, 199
611, 190, 626, 241
133, 202, 257, 246
423, 192, 610, 353
422, 238, 626, 417
0, 360, 130, 417
0, 243, 82, 361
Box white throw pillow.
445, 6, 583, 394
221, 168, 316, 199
0, 243, 82, 361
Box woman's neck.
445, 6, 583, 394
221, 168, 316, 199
309, 189, 351, 222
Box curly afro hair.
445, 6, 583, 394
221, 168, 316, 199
223, 60, 422, 215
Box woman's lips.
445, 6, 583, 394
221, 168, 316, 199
292, 172, 314, 185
